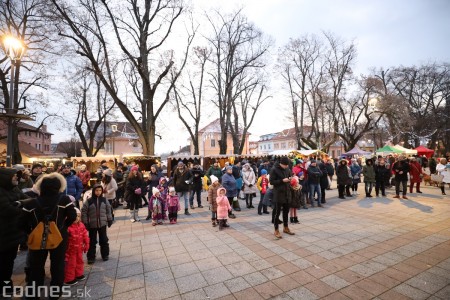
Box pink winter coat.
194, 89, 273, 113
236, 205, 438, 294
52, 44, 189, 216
216, 188, 231, 219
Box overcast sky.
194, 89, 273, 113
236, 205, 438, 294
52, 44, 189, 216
49, 0, 450, 154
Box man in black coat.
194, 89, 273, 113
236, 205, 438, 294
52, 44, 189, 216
189, 163, 204, 209
0, 168, 24, 297
269, 157, 294, 239
392, 156, 410, 199
172, 162, 193, 215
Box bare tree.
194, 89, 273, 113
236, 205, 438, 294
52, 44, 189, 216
66, 66, 115, 157
172, 46, 210, 155
50, 0, 194, 155
206, 9, 272, 154
0, 0, 57, 163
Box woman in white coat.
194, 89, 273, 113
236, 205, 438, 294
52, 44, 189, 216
436, 158, 450, 195
102, 169, 118, 219
242, 163, 258, 208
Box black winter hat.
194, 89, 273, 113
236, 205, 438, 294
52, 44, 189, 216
280, 157, 290, 165
40, 176, 62, 196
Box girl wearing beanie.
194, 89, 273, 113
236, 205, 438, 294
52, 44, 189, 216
150, 187, 163, 225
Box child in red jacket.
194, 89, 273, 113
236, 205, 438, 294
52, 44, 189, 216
64, 207, 89, 285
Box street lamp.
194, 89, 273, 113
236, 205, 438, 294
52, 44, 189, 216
368, 98, 378, 152
3, 35, 25, 167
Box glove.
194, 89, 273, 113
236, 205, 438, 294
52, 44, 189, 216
135, 188, 142, 195
248, 184, 253, 187
107, 220, 113, 228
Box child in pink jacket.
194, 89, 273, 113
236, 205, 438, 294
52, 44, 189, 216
216, 187, 231, 230
167, 187, 180, 224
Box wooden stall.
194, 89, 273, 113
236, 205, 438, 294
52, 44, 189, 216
121, 155, 161, 172
167, 155, 203, 178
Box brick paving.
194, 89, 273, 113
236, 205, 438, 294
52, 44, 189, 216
11, 184, 450, 299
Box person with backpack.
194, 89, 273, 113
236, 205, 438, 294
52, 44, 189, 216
81, 184, 113, 264
19, 172, 77, 298
0, 168, 25, 297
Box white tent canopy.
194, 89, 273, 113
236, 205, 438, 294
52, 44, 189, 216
393, 144, 417, 155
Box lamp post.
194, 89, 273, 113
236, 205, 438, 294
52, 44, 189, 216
111, 124, 118, 167
3, 35, 25, 167
369, 98, 378, 153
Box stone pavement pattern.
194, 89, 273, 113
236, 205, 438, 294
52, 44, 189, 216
11, 185, 450, 299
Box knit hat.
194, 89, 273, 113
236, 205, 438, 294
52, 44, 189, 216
152, 187, 160, 195
101, 160, 107, 164
169, 186, 176, 193
226, 165, 233, 171
280, 157, 290, 165
310, 159, 317, 164
177, 161, 184, 167
210, 175, 219, 184
261, 169, 267, 175
131, 165, 139, 172
103, 169, 113, 176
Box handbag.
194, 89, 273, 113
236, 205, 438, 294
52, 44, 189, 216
431, 174, 444, 183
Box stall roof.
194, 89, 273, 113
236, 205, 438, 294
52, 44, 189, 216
393, 145, 417, 155
342, 145, 372, 156
71, 155, 118, 162
376, 145, 403, 154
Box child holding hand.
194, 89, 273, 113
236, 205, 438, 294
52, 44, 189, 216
167, 187, 180, 224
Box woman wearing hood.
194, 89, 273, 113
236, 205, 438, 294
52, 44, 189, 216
350, 159, 362, 196
362, 158, 376, 197
20, 172, 77, 297
0, 168, 25, 297
242, 163, 258, 208
336, 159, 351, 199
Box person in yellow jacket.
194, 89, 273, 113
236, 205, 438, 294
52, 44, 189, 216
256, 169, 270, 215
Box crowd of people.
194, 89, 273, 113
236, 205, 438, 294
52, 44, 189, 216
1, 153, 449, 298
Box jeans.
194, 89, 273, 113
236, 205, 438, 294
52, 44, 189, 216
258, 192, 268, 213
189, 188, 202, 206
309, 183, 321, 206
395, 179, 408, 196
87, 226, 109, 260
365, 182, 374, 195
178, 191, 189, 210
338, 184, 346, 197
273, 203, 289, 230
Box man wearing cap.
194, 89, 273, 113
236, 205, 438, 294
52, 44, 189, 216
62, 165, 83, 208
172, 162, 193, 215
269, 157, 295, 239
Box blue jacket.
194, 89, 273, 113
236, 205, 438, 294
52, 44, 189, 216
221, 173, 237, 198
65, 174, 83, 200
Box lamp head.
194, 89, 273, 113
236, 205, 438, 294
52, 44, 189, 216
3, 36, 25, 61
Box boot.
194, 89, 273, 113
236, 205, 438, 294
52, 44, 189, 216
212, 218, 217, 227
130, 210, 136, 223
223, 219, 230, 228
274, 229, 282, 239
294, 216, 300, 224
233, 200, 241, 211
185, 209, 191, 215
277, 219, 283, 224
283, 226, 295, 235
135, 209, 140, 222
441, 186, 446, 195
219, 219, 223, 231
290, 217, 294, 224
249, 198, 254, 208
246, 198, 249, 208
146, 211, 152, 221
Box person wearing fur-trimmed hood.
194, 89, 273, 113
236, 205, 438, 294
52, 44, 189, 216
19, 172, 77, 297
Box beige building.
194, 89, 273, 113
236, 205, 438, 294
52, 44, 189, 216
190, 119, 250, 155
83, 121, 143, 156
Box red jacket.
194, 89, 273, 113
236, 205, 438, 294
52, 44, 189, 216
409, 161, 423, 183
66, 222, 89, 256
77, 170, 91, 186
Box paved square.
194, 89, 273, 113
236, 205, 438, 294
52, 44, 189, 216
11, 185, 450, 299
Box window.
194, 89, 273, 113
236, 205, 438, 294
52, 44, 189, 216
288, 141, 294, 148
35, 144, 38, 149
337, 150, 341, 156
35, 132, 38, 137
332, 150, 335, 158
274, 143, 279, 150
268, 144, 271, 149
260, 146, 262, 150
263, 145, 266, 150
281, 142, 286, 149
210, 139, 215, 147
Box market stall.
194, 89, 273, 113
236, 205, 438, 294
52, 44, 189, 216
393, 144, 417, 156
121, 154, 161, 171
415, 145, 435, 158
375, 145, 403, 156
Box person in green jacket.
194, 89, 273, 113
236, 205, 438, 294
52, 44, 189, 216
206, 160, 223, 184
362, 158, 376, 197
